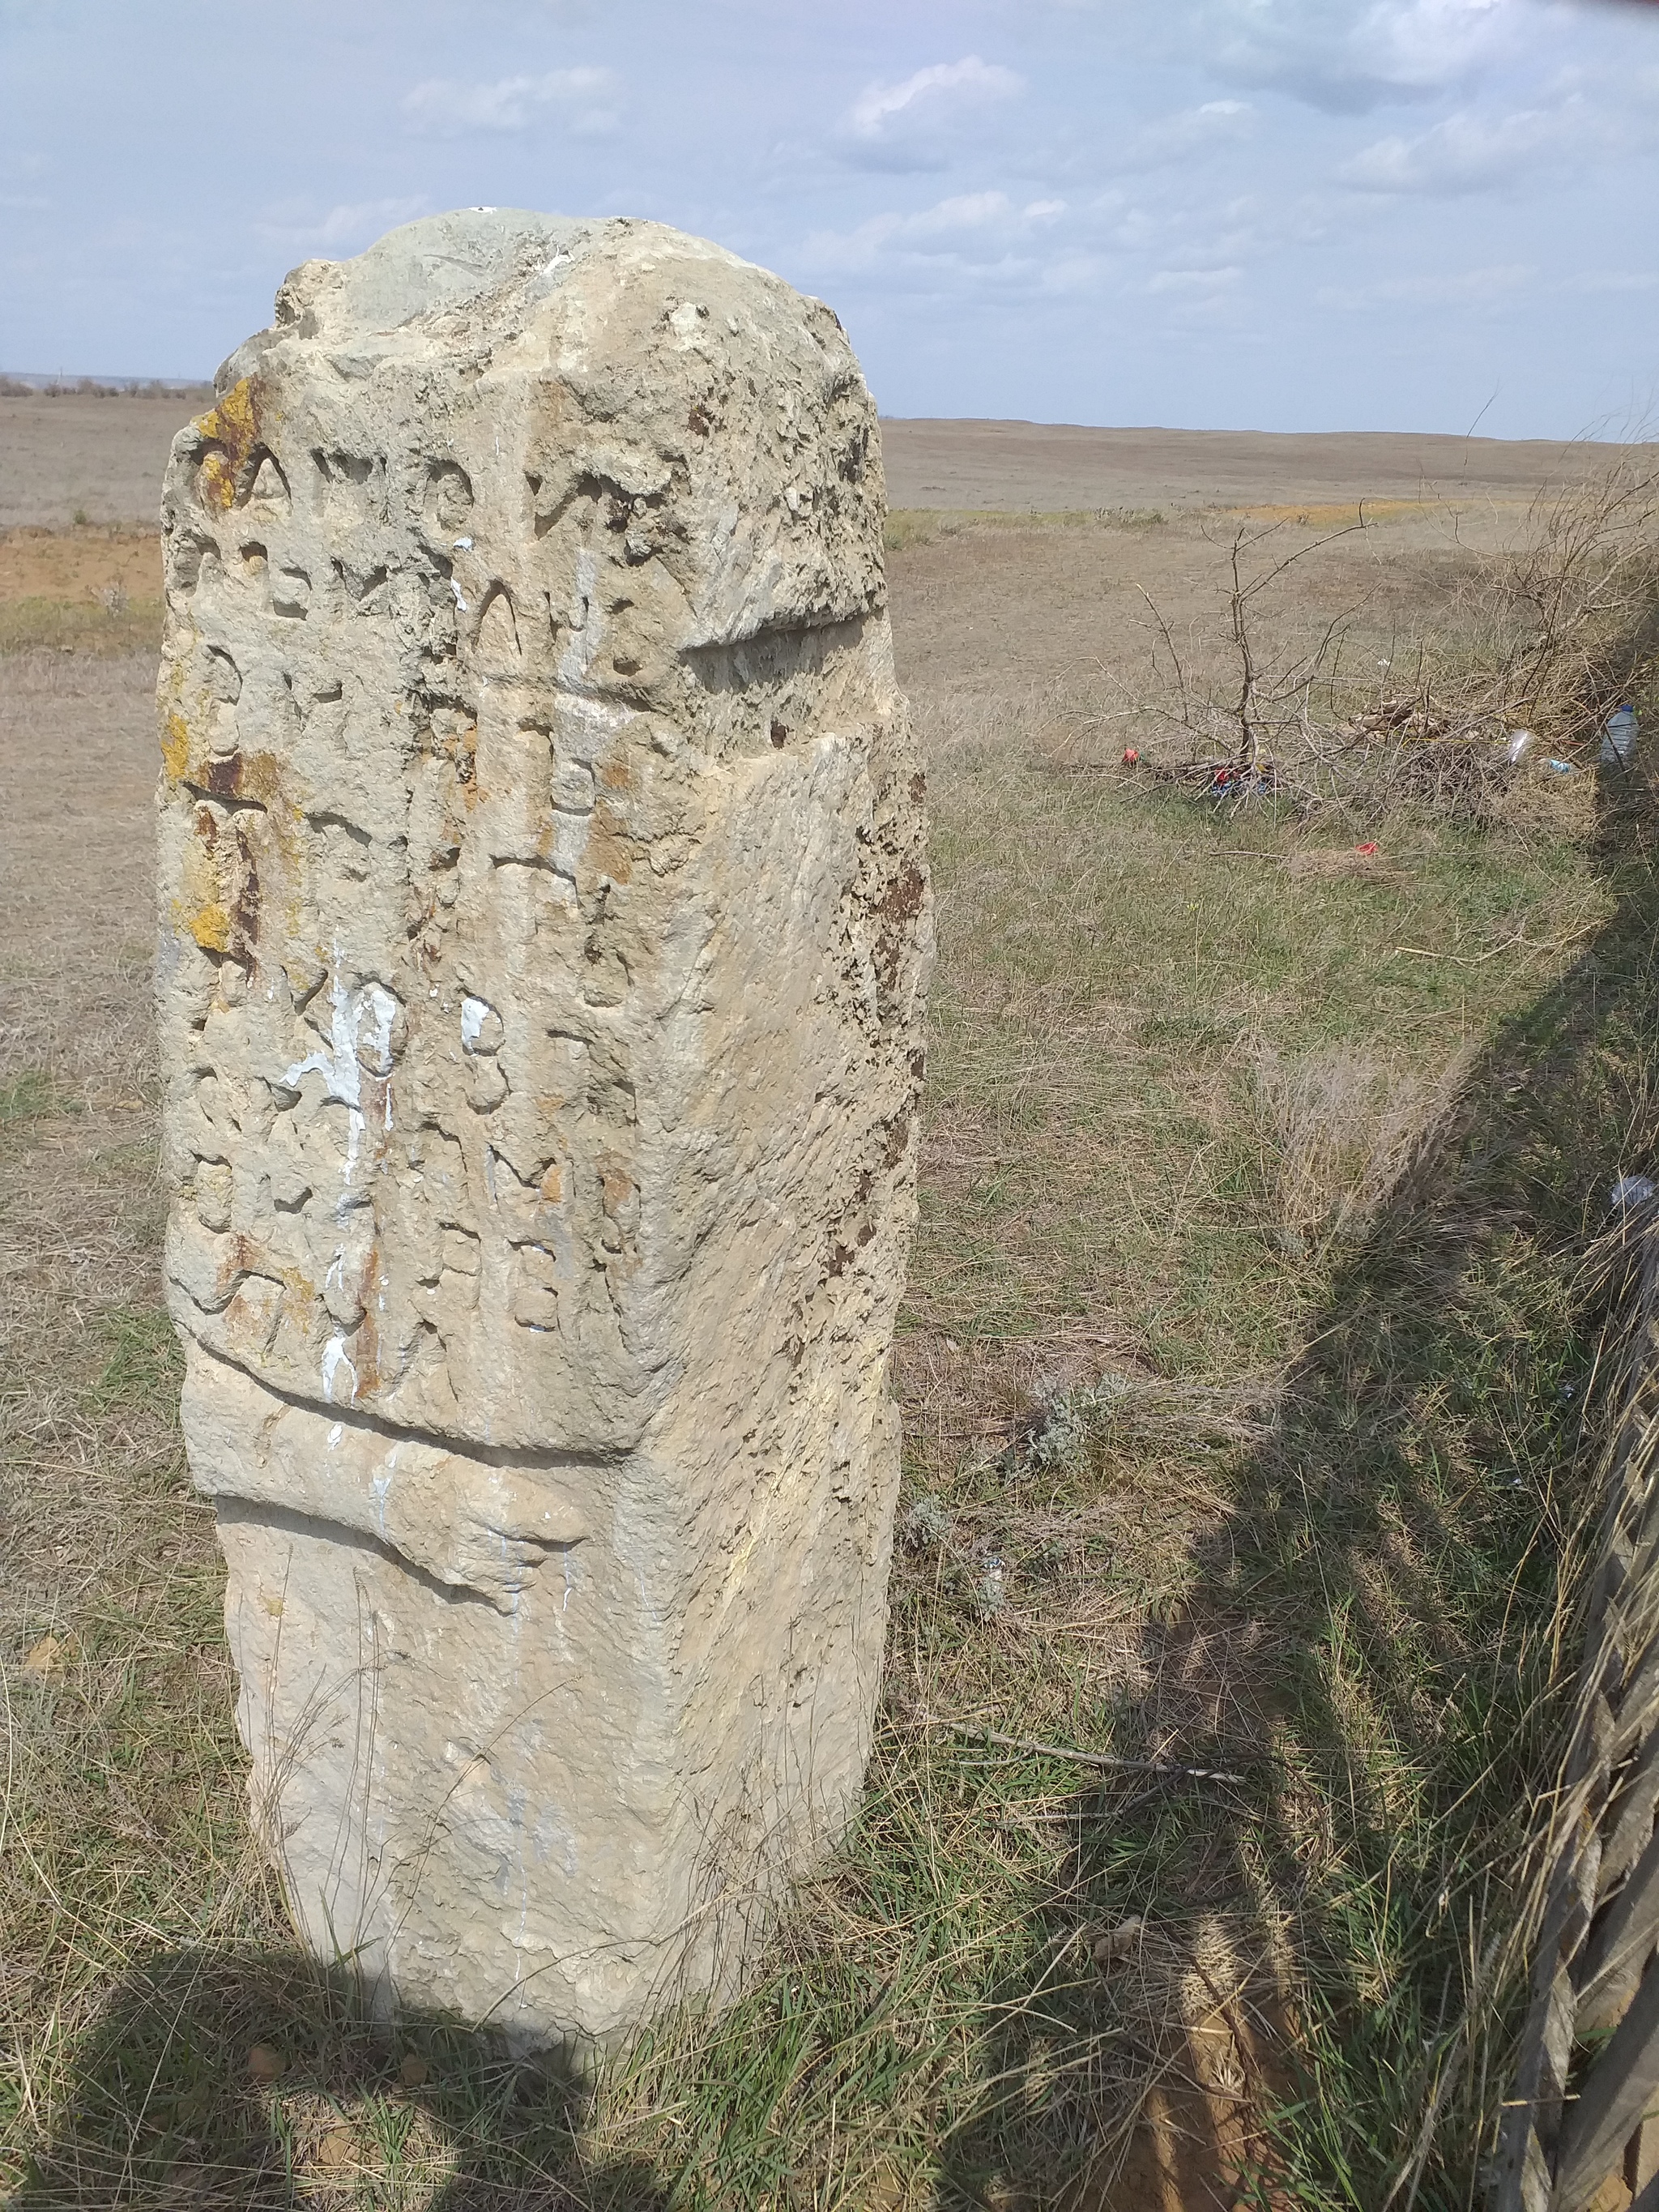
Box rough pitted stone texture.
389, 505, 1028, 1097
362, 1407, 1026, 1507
155, 210, 930, 2046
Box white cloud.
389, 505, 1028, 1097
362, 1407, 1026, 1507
258, 197, 430, 252
1339, 99, 1588, 192
803, 188, 1068, 277
1108, 96, 1256, 171
840, 54, 1024, 168
401, 67, 619, 139
849, 56, 1024, 139
1199, 0, 1515, 113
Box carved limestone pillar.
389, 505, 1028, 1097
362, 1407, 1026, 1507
155, 211, 930, 2045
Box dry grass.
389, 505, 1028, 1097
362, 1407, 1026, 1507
3, 468, 1659, 2206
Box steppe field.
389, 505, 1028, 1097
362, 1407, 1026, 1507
4, 391, 1659, 2210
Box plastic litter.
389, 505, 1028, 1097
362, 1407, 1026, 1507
1602, 703, 1639, 767
1506, 729, 1536, 766
1355, 842, 1380, 856
1610, 1174, 1657, 1211
1209, 765, 1276, 801
1121, 747, 1139, 766
1546, 759, 1576, 775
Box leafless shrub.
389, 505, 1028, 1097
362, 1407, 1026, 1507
1131, 451, 1659, 824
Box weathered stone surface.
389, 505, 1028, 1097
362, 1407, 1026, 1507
155, 210, 930, 2046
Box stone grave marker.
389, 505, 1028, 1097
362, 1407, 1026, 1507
155, 210, 930, 2046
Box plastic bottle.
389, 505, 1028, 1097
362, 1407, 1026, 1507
1506, 729, 1535, 766
1602, 703, 1639, 767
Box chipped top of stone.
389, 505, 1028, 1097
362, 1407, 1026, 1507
220, 209, 807, 391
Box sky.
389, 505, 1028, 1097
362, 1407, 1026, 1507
2, 0, 1659, 437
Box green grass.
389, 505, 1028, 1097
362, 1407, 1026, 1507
0, 595, 163, 656
5, 682, 1658, 2203
0, 1068, 81, 1123
885, 506, 1165, 551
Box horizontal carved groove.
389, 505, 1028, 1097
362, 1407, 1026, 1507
185, 1334, 617, 1471
214, 1496, 508, 1612
681, 610, 869, 693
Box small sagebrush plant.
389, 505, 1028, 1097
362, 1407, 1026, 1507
1026, 1370, 1275, 1479
1027, 1373, 1139, 1474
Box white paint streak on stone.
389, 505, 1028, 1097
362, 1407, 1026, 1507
322, 1335, 357, 1403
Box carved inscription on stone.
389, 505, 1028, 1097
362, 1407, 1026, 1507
156, 210, 930, 2046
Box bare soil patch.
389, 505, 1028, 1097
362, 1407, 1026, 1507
0, 525, 161, 604
885, 502, 1495, 711
0, 393, 201, 528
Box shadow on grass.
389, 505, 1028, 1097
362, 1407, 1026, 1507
933, 767, 1659, 2208
21, 778, 1659, 2211
12, 1945, 667, 2210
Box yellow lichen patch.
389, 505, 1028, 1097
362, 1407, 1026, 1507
185, 900, 231, 952
197, 451, 237, 510
174, 831, 228, 950
160, 711, 191, 783
192, 379, 260, 510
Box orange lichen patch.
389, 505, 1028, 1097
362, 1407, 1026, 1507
186, 747, 285, 809
352, 1236, 387, 1401
0, 524, 163, 604
586, 802, 635, 884
193, 379, 261, 510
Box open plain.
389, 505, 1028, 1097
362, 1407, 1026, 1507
4, 393, 1659, 2208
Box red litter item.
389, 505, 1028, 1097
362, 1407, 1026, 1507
1122, 747, 1139, 765
1355, 842, 1379, 856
